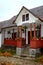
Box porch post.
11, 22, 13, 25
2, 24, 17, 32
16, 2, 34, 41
34, 23, 36, 37
16, 26, 24, 55
19, 26, 22, 38
30, 23, 32, 39
17, 26, 19, 38
17, 26, 22, 38
12, 29, 14, 39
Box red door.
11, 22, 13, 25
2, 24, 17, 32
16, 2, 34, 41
28, 31, 34, 44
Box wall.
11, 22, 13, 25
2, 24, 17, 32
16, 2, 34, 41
4, 27, 17, 39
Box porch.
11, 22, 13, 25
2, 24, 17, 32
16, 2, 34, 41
3, 26, 26, 47
3, 20, 43, 57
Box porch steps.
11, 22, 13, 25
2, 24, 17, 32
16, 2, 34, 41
21, 45, 29, 56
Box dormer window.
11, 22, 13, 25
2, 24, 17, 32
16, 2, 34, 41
22, 13, 29, 21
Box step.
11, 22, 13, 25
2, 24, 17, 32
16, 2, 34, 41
21, 46, 29, 56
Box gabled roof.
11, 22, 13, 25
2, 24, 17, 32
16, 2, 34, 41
30, 6, 43, 21
0, 16, 17, 29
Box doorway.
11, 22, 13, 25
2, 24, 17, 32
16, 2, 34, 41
12, 32, 16, 40
28, 31, 34, 44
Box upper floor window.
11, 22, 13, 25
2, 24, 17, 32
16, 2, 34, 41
22, 13, 29, 21
26, 14, 29, 20
22, 15, 25, 21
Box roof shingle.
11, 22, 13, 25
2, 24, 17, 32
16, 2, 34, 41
0, 16, 17, 29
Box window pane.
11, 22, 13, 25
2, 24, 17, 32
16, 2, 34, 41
26, 14, 29, 20
22, 15, 25, 21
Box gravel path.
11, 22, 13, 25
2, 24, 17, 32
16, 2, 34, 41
0, 56, 42, 65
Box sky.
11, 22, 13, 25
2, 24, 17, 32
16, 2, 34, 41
0, 0, 43, 21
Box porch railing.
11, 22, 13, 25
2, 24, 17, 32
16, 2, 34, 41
4, 38, 26, 47
30, 38, 43, 48
4, 38, 17, 47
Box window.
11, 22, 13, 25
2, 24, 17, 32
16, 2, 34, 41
7, 31, 11, 34
22, 15, 25, 21
22, 13, 29, 21
26, 14, 29, 20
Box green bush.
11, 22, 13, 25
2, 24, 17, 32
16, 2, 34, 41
0, 49, 6, 53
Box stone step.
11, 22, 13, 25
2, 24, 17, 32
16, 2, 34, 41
22, 46, 29, 56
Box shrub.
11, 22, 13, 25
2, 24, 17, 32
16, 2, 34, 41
3, 52, 12, 57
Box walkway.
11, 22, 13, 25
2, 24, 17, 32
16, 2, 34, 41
0, 56, 42, 65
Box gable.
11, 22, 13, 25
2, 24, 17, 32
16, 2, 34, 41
15, 7, 38, 26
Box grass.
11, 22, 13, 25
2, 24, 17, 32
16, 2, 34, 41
0, 48, 16, 55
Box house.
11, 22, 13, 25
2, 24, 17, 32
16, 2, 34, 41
0, 6, 43, 57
